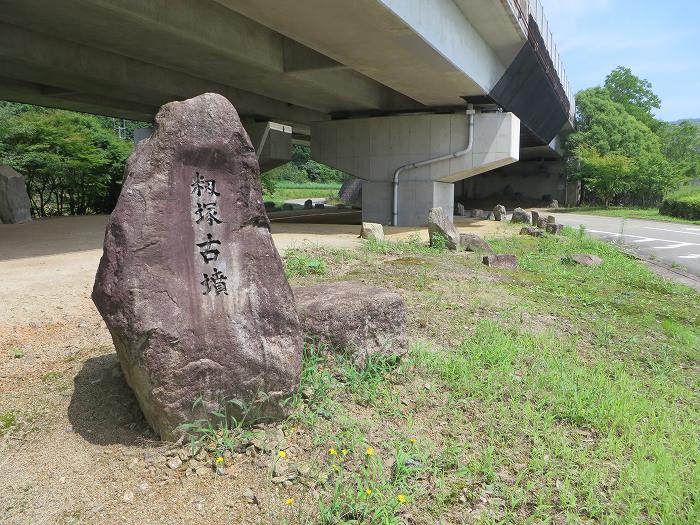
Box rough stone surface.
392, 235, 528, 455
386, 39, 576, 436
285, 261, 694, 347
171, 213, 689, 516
293, 282, 407, 366
546, 215, 556, 224
459, 233, 493, 253
471, 209, 484, 219
546, 223, 564, 235
567, 254, 603, 266
314, 203, 325, 209
92, 93, 303, 440
536, 216, 548, 229
0, 165, 32, 224
482, 254, 518, 269
493, 204, 507, 221
510, 207, 532, 224
360, 222, 384, 241
455, 203, 466, 216
548, 200, 559, 208
531, 210, 540, 227
520, 226, 543, 238
427, 207, 459, 250
304, 199, 313, 209
338, 177, 362, 207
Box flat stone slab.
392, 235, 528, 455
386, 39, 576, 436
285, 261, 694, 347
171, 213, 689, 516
567, 254, 603, 266
293, 282, 407, 366
92, 93, 302, 440
483, 254, 518, 269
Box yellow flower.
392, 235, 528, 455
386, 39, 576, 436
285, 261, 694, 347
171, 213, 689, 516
289, 426, 297, 434
328, 448, 337, 456
332, 463, 340, 472
278, 450, 287, 458
409, 437, 417, 444
215, 456, 224, 463
365, 447, 374, 457
365, 488, 372, 496
397, 494, 407, 504
341, 449, 348, 456
286, 497, 294, 506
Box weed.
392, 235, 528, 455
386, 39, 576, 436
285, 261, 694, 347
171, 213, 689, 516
8, 347, 24, 358
285, 250, 328, 277
0, 410, 17, 434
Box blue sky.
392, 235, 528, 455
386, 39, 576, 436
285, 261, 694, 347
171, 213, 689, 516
539, 0, 700, 121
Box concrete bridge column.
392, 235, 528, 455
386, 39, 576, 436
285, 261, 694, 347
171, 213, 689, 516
311, 111, 520, 226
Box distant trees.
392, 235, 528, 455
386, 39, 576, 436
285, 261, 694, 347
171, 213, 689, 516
0, 102, 135, 216
568, 67, 699, 207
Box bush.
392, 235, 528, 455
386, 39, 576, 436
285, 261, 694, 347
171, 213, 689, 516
660, 186, 700, 219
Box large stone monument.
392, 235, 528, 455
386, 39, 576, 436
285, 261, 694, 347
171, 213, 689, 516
92, 93, 302, 440
0, 165, 32, 224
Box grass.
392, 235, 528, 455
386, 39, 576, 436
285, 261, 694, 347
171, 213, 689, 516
554, 205, 700, 224
182, 226, 699, 524
263, 181, 343, 208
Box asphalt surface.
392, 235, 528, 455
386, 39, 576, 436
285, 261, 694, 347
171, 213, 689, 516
550, 213, 700, 278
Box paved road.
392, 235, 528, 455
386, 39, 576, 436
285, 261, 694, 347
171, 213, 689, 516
550, 213, 700, 277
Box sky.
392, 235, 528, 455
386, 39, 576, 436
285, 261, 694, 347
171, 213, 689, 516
538, 0, 700, 121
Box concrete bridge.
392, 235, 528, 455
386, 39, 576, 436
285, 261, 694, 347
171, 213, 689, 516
0, 0, 575, 225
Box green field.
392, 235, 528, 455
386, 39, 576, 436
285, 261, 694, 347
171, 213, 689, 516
263, 181, 343, 208
192, 227, 700, 524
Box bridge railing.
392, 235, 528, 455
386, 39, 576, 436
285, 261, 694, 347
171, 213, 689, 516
509, 0, 575, 124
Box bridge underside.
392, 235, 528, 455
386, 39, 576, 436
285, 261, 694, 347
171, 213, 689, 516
0, 0, 574, 225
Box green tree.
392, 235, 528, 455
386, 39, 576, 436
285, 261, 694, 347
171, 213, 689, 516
0, 107, 132, 216
604, 66, 661, 129
569, 87, 661, 158
658, 120, 700, 180
577, 148, 632, 207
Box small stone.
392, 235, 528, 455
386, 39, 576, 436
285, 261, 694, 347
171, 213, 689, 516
510, 207, 532, 224
548, 200, 559, 208
196, 466, 212, 476
122, 490, 134, 503
545, 223, 563, 235
64, 425, 74, 433
137, 482, 149, 493
166, 457, 182, 470
531, 210, 540, 226
304, 199, 313, 209
360, 222, 384, 242
520, 226, 543, 238
459, 233, 493, 253
314, 203, 325, 209
271, 476, 288, 484
566, 254, 603, 267
242, 488, 258, 505
427, 207, 459, 250
493, 204, 507, 221
177, 448, 191, 461
298, 462, 312, 476
546, 215, 556, 224
455, 203, 466, 216
482, 254, 518, 269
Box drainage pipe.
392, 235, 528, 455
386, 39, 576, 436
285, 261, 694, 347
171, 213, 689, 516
392, 105, 475, 226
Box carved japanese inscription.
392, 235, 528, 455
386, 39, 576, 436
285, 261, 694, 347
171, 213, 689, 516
92, 93, 303, 440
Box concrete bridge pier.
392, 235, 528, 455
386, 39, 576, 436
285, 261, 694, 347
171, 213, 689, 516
312, 111, 521, 226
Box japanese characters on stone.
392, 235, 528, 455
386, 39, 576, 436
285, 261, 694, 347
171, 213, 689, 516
192, 171, 227, 296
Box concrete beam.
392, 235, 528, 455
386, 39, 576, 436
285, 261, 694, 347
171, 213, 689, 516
0, 23, 327, 124
222, 0, 507, 106
0, 0, 419, 115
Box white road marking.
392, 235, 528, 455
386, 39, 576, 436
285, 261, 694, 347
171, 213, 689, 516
587, 229, 700, 250
644, 226, 700, 236
651, 242, 694, 249
678, 254, 700, 259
